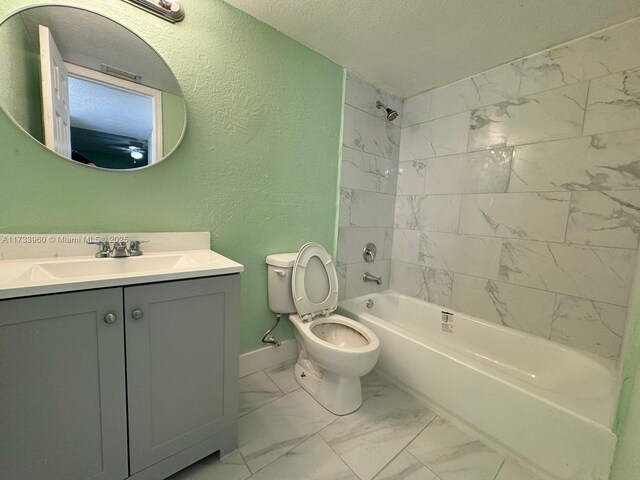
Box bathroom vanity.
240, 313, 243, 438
0, 233, 243, 480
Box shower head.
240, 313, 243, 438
376, 100, 399, 121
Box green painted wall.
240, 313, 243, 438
611, 367, 640, 478
0, 0, 344, 353
0, 7, 42, 142
611, 295, 640, 478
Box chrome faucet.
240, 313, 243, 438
128, 240, 148, 256
363, 272, 382, 285
87, 240, 111, 258
87, 239, 148, 258
111, 241, 129, 258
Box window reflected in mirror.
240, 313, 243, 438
0, 6, 186, 171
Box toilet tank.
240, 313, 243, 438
265, 253, 298, 314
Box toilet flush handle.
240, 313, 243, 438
273, 269, 286, 277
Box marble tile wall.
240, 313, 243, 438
337, 72, 402, 300
391, 17, 640, 361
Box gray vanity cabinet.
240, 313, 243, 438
0, 288, 129, 480
0, 275, 240, 480
125, 276, 240, 476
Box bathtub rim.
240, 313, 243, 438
338, 289, 619, 430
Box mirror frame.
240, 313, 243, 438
0, 3, 188, 172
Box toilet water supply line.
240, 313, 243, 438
262, 313, 281, 347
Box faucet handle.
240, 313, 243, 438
87, 239, 111, 258
363, 243, 377, 263
128, 240, 149, 256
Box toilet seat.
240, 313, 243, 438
292, 243, 339, 321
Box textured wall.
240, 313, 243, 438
336, 73, 402, 300
611, 368, 640, 478
392, 17, 640, 361
0, 0, 344, 353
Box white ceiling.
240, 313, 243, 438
18, 6, 182, 95
224, 0, 640, 98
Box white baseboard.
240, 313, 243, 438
239, 339, 298, 378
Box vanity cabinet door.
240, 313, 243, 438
0, 289, 128, 480
124, 275, 240, 474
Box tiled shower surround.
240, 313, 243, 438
336, 73, 402, 299
338, 17, 640, 361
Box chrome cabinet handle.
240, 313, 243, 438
132, 309, 144, 320
104, 313, 117, 324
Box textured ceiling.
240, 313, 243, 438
223, 0, 640, 98
17, 5, 182, 95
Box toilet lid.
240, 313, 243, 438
292, 242, 339, 320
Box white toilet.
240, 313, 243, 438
266, 242, 380, 415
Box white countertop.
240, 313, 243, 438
0, 233, 244, 299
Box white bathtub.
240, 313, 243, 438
338, 291, 618, 480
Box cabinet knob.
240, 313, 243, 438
104, 313, 117, 324
132, 309, 144, 320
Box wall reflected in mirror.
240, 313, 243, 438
0, 5, 186, 171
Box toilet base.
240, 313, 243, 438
294, 360, 363, 416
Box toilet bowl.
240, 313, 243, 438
266, 243, 380, 415
290, 312, 380, 415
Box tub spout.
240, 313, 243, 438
363, 272, 382, 286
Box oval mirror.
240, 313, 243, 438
0, 5, 186, 171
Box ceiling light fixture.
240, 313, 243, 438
121, 0, 185, 23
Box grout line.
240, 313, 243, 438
402, 107, 474, 130
389, 259, 630, 309
345, 186, 397, 197
404, 450, 445, 480
371, 413, 439, 479
246, 434, 313, 476
263, 370, 287, 396
398, 226, 638, 252
410, 45, 640, 124
321, 433, 363, 480
403, 124, 640, 161
394, 188, 640, 197
236, 449, 251, 476
238, 391, 285, 418
243, 388, 343, 476
342, 144, 400, 164
368, 445, 413, 479
354, 388, 440, 480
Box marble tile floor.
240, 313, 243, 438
168, 361, 547, 480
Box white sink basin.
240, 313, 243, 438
0, 249, 244, 299
37, 254, 199, 279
